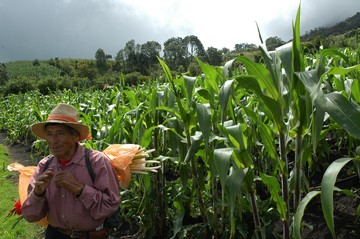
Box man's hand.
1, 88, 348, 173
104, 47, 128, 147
54, 172, 84, 196
34, 168, 54, 196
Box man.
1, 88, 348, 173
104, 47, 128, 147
22, 103, 120, 239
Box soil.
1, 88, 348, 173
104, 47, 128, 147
0, 132, 41, 166
1, 132, 360, 239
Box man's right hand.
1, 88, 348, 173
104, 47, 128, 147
34, 168, 54, 196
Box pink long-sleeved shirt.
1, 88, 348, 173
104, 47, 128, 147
22, 144, 121, 231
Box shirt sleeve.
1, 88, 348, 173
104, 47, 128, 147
77, 151, 120, 221
21, 160, 48, 223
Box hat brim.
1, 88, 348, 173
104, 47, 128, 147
31, 120, 90, 141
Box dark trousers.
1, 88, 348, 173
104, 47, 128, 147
45, 225, 73, 239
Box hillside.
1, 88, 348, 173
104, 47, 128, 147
302, 12, 360, 40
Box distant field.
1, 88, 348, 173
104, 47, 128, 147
5, 61, 61, 79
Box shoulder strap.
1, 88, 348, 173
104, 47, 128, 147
85, 148, 96, 182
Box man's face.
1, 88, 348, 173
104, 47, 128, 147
44, 124, 79, 160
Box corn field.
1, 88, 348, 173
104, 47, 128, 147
1, 7, 360, 239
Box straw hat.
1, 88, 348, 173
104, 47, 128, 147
31, 103, 90, 141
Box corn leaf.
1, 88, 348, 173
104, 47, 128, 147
214, 148, 234, 188
225, 124, 247, 150
226, 166, 248, 238
219, 79, 234, 124
260, 173, 287, 220
293, 190, 321, 239
236, 56, 279, 101
324, 92, 360, 139
196, 103, 211, 149
234, 75, 285, 132
196, 58, 222, 94
183, 75, 197, 103
325, 64, 360, 75
321, 157, 354, 238
259, 122, 277, 160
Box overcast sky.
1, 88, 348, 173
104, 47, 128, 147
0, 0, 359, 62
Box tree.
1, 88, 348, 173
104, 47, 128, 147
206, 47, 223, 66
95, 48, 107, 71
183, 35, 207, 64
221, 47, 230, 54
187, 61, 202, 76
124, 40, 137, 73
141, 41, 161, 65
163, 37, 187, 70
0, 63, 8, 86
115, 49, 125, 72
33, 59, 40, 67
234, 43, 257, 51
163, 35, 206, 71
76, 61, 98, 81
138, 41, 162, 75
265, 36, 285, 51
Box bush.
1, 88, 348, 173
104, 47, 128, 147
2, 77, 36, 95
124, 72, 149, 86
71, 77, 91, 90
0, 63, 9, 85
91, 74, 120, 90
36, 77, 59, 94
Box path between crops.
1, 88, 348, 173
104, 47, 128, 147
0, 132, 38, 166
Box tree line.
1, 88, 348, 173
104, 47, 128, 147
1, 9, 359, 97
94, 35, 236, 77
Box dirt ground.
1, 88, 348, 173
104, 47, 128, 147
1, 132, 360, 238
0, 132, 41, 166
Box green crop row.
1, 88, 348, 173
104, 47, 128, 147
5, 60, 61, 79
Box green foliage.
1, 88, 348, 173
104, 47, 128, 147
124, 71, 149, 86
32, 59, 40, 67
187, 62, 202, 76
0, 62, 9, 85
76, 61, 98, 80
265, 36, 286, 51
95, 48, 108, 72
5, 61, 61, 79
36, 77, 59, 94
2, 77, 36, 95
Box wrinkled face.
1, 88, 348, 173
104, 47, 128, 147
44, 124, 79, 160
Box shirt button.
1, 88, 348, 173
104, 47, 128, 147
61, 195, 65, 198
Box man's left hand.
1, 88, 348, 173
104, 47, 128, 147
54, 172, 84, 196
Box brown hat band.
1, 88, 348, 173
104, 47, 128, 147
48, 114, 78, 123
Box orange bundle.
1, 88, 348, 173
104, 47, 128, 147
103, 144, 160, 189
7, 163, 49, 227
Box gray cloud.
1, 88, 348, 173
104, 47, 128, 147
261, 0, 360, 41
0, 0, 176, 61
0, 0, 359, 62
